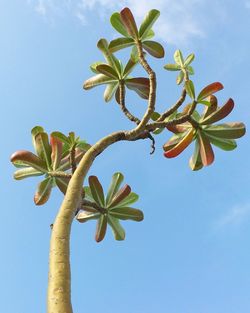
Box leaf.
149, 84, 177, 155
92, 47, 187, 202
97, 39, 121, 73
197, 82, 224, 102
107, 215, 125, 241
83, 74, 117, 90
184, 53, 195, 66
200, 98, 234, 125
125, 77, 150, 99
201, 95, 218, 120
164, 64, 181, 71
95, 214, 108, 242
120, 7, 139, 39
187, 66, 194, 75
197, 131, 214, 166
110, 12, 130, 37
205, 134, 237, 151
34, 132, 52, 168
185, 80, 195, 99
174, 50, 184, 66
203, 122, 246, 139
164, 129, 194, 158
76, 211, 100, 223
106, 172, 124, 206
55, 177, 70, 194
189, 140, 203, 171
13, 167, 43, 180
111, 192, 139, 209
10, 150, 48, 172
31, 126, 44, 153
141, 28, 155, 41
176, 71, 184, 85
142, 40, 165, 58
109, 207, 144, 221
108, 184, 131, 208
96, 64, 119, 79
139, 9, 160, 39
90, 61, 104, 74
51, 131, 70, 145
123, 57, 138, 78
109, 37, 135, 53
83, 186, 95, 202
34, 177, 53, 205
89, 176, 105, 207
104, 83, 119, 102
50, 134, 63, 170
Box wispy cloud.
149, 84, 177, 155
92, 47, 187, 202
214, 204, 250, 230
28, 0, 226, 46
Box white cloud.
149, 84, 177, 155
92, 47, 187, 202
214, 204, 250, 230
28, 0, 225, 45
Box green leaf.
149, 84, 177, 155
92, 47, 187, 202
164, 129, 194, 158
51, 131, 70, 145
189, 140, 203, 171
111, 192, 139, 209
90, 61, 104, 74
139, 9, 160, 39
203, 122, 246, 139
184, 53, 195, 66
83, 74, 117, 90
120, 7, 139, 39
107, 215, 125, 241
96, 64, 119, 79
197, 131, 214, 166
123, 56, 138, 78
174, 50, 184, 66
110, 12, 130, 37
109, 37, 135, 53
55, 177, 70, 194
95, 214, 108, 242
141, 28, 155, 40
58, 149, 85, 171
97, 39, 121, 73
10, 150, 48, 172
205, 134, 237, 151
142, 40, 165, 58
106, 172, 124, 206
109, 207, 144, 221
125, 77, 150, 99
164, 64, 181, 71
151, 111, 161, 121
200, 98, 234, 125
187, 66, 194, 75
185, 80, 195, 99
176, 71, 184, 85
76, 211, 100, 223
197, 82, 224, 102
108, 184, 131, 208
50, 134, 63, 170
201, 95, 218, 120
34, 132, 52, 168
89, 176, 105, 207
31, 126, 44, 153
34, 177, 53, 205
13, 167, 43, 180
83, 186, 95, 202
104, 83, 119, 102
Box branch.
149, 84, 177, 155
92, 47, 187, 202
118, 82, 141, 124
48, 171, 72, 179
70, 144, 77, 174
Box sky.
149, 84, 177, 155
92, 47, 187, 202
1, 1, 250, 312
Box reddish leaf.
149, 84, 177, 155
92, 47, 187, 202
108, 184, 131, 208
10, 150, 47, 172
125, 77, 150, 99
197, 82, 224, 102
142, 41, 165, 58
120, 8, 138, 39
95, 214, 108, 242
201, 95, 218, 120
34, 177, 53, 205
197, 131, 214, 166
50, 135, 63, 170
164, 129, 194, 158
89, 176, 105, 207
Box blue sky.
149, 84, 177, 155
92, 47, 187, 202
1, 1, 250, 312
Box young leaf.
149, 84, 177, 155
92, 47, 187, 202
176, 71, 184, 85
108, 184, 131, 208
34, 132, 52, 168
197, 82, 223, 102
142, 41, 165, 58
104, 83, 119, 102
110, 12, 130, 37
197, 131, 214, 166
34, 177, 53, 205
164, 129, 194, 158
174, 50, 184, 66
120, 7, 139, 39
89, 176, 105, 207
31, 126, 44, 153
164, 64, 181, 71
13, 167, 43, 180
140, 28, 155, 41
83, 74, 117, 90
51, 131, 70, 145
95, 214, 108, 242
106, 172, 124, 206
123, 57, 137, 78
185, 80, 195, 99
139, 9, 160, 39
109, 207, 144, 221
109, 37, 134, 53
200, 98, 234, 125
184, 53, 195, 66
107, 215, 125, 241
